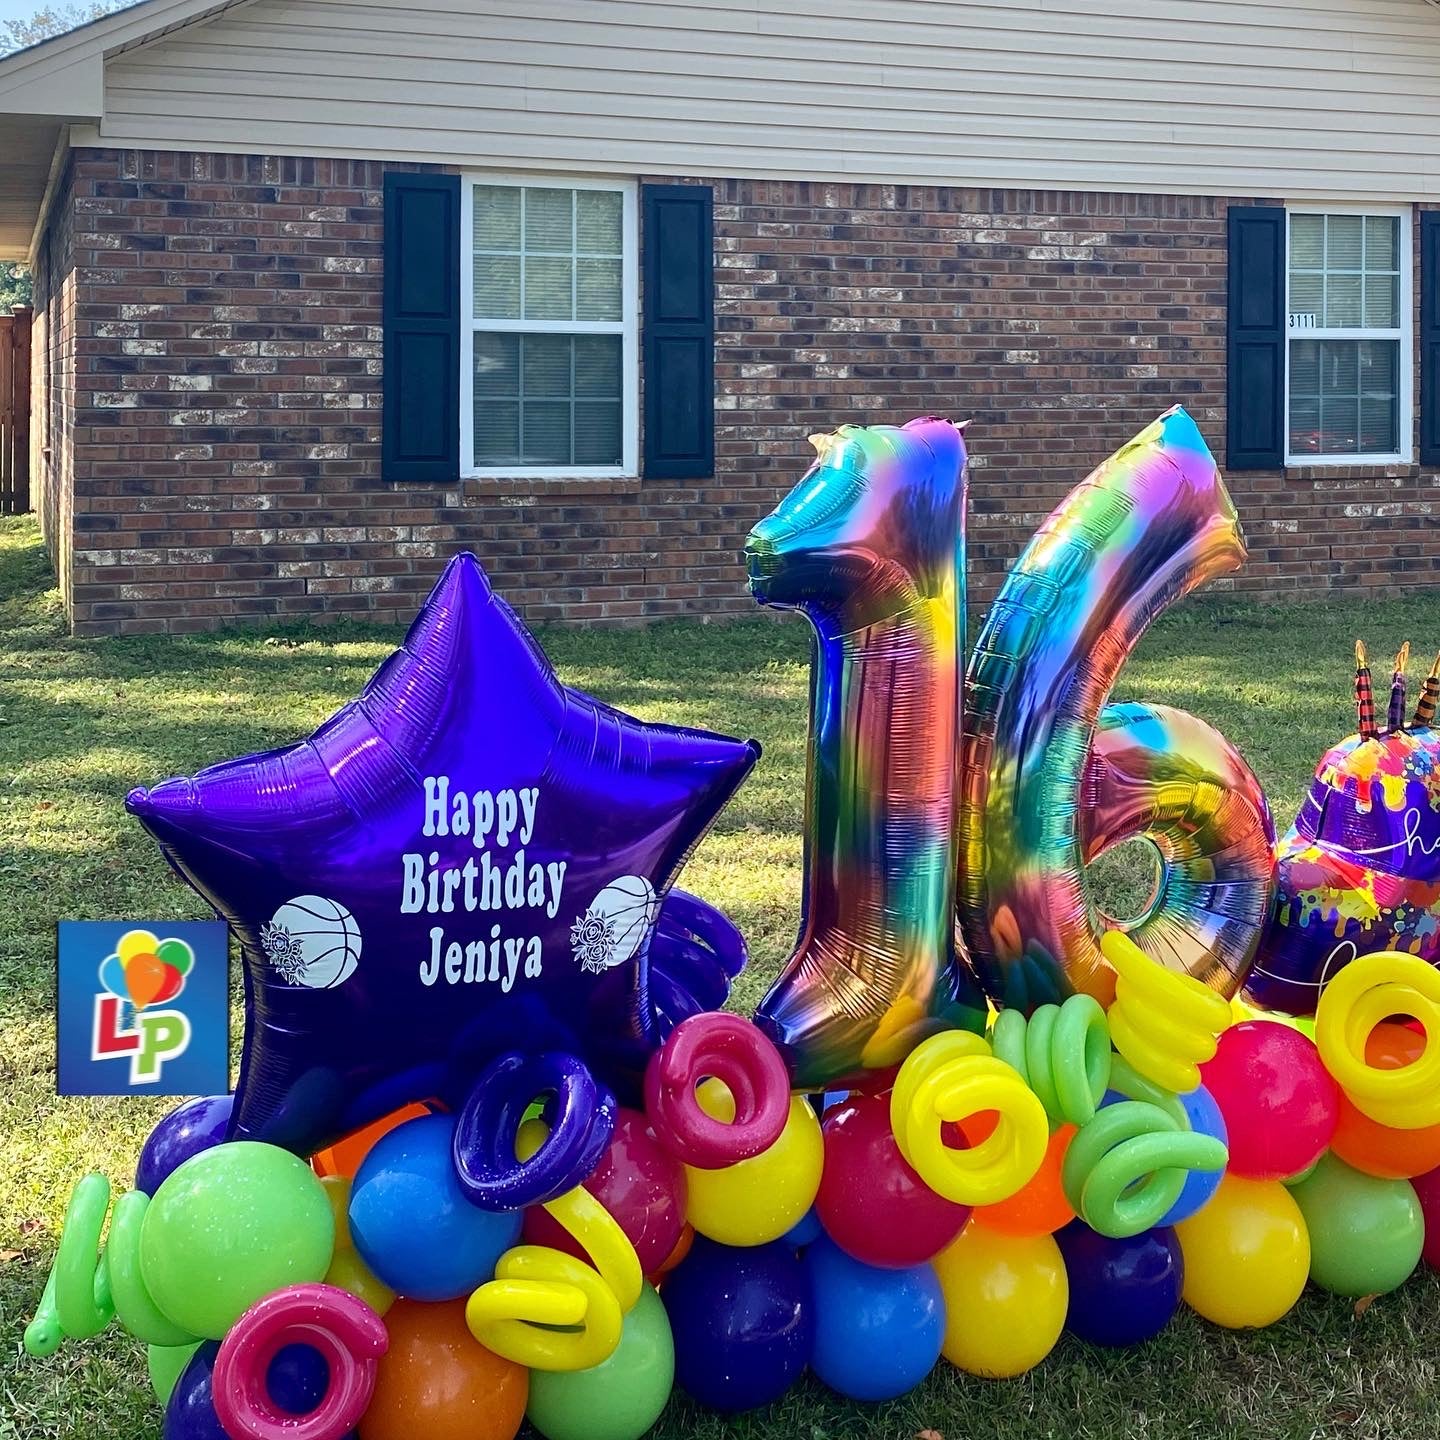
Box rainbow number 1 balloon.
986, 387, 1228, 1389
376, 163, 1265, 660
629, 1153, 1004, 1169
959, 406, 1273, 1011
747, 418, 986, 1088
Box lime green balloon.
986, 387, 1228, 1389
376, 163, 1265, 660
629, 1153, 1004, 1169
140, 1141, 334, 1339
155, 938, 194, 976
527, 1283, 674, 1440
147, 1340, 201, 1405
1290, 1152, 1422, 1297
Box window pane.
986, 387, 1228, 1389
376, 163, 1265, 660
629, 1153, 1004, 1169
1290, 272, 1323, 318
1288, 337, 1398, 456
1365, 214, 1399, 271
473, 254, 520, 320
576, 258, 623, 321
575, 335, 622, 397
1327, 214, 1363, 270
1290, 214, 1324, 269
521, 401, 572, 466
473, 186, 521, 250
524, 255, 573, 321
1363, 273, 1399, 329
1325, 272, 1362, 328
525, 188, 573, 253
577, 191, 623, 253
474, 401, 520, 465
575, 402, 622, 465
522, 334, 572, 398
473, 332, 519, 397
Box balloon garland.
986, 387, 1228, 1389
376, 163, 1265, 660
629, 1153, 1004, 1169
26, 408, 1440, 1440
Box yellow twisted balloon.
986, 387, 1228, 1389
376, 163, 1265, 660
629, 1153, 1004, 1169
465, 1118, 641, 1371
989, 994, 1111, 1127
1102, 929, 1231, 1094
1314, 952, 1440, 1129
890, 1031, 1049, 1206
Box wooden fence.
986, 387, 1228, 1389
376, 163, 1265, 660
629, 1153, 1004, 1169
0, 305, 32, 515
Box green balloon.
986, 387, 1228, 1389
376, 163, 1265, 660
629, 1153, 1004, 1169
147, 1340, 201, 1405
139, 1141, 334, 1340
1290, 1152, 1423, 1297
155, 938, 193, 976
527, 1283, 674, 1440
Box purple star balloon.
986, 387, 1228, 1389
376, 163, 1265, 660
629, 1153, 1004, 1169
126, 554, 758, 1206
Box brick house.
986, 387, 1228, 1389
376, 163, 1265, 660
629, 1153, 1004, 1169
2, 0, 1440, 636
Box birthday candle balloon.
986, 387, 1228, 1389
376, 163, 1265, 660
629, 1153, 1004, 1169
747, 418, 985, 1088
958, 407, 1250, 1011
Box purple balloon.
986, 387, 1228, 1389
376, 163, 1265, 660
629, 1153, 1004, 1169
125, 554, 759, 1166
1056, 1221, 1184, 1347
165, 1341, 356, 1439
135, 1095, 233, 1196
662, 1237, 813, 1413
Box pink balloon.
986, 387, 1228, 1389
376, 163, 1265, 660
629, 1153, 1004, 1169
643, 1012, 790, 1169
523, 1107, 687, 1273
212, 1283, 387, 1440
1411, 1165, 1440, 1271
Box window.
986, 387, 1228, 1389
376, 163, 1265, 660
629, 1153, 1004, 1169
461, 178, 637, 477
1286, 207, 1411, 464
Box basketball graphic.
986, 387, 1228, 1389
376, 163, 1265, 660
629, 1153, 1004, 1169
260, 896, 361, 988
570, 875, 659, 974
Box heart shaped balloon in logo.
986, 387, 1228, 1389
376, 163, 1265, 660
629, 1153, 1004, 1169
126, 554, 759, 1206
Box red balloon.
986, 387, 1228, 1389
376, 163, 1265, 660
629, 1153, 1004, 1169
1199, 1021, 1338, 1180
1412, 1165, 1440, 1271
815, 1092, 970, 1268
522, 1107, 686, 1273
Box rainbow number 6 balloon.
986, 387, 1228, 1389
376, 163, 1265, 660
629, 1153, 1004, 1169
959, 406, 1271, 1011
747, 419, 986, 1088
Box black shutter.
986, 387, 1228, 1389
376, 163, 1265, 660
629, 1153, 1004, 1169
1422, 212, 1440, 465
382, 172, 460, 483
1226, 205, 1286, 470
642, 184, 714, 479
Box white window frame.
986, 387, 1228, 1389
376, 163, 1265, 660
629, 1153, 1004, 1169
460, 174, 639, 480
1284, 202, 1413, 467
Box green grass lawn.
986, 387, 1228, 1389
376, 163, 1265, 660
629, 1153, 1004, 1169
4, 511, 1440, 1439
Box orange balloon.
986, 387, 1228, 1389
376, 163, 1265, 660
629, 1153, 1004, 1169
1331, 1023, 1440, 1179
650, 1223, 694, 1284
359, 1299, 527, 1440
972, 1123, 1078, 1237
124, 952, 168, 1010
311, 1103, 432, 1179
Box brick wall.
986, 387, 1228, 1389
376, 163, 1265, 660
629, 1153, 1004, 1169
45, 149, 1440, 636
31, 156, 77, 605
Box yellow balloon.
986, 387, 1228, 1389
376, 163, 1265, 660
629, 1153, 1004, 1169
1175, 1176, 1310, 1329
685, 1086, 822, 1247
932, 1226, 1067, 1379
118, 930, 161, 965
318, 1176, 395, 1315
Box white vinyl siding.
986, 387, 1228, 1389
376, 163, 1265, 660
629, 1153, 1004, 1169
87, 0, 1440, 201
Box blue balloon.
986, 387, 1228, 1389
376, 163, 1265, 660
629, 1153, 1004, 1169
1159, 1086, 1228, 1226
267, 1342, 329, 1416
805, 1236, 944, 1401
125, 553, 759, 1206
1056, 1221, 1184, 1347
135, 1095, 233, 1196
164, 1343, 225, 1440
662, 1237, 812, 1412
783, 1208, 824, 1248
350, 1113, 521, 1301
